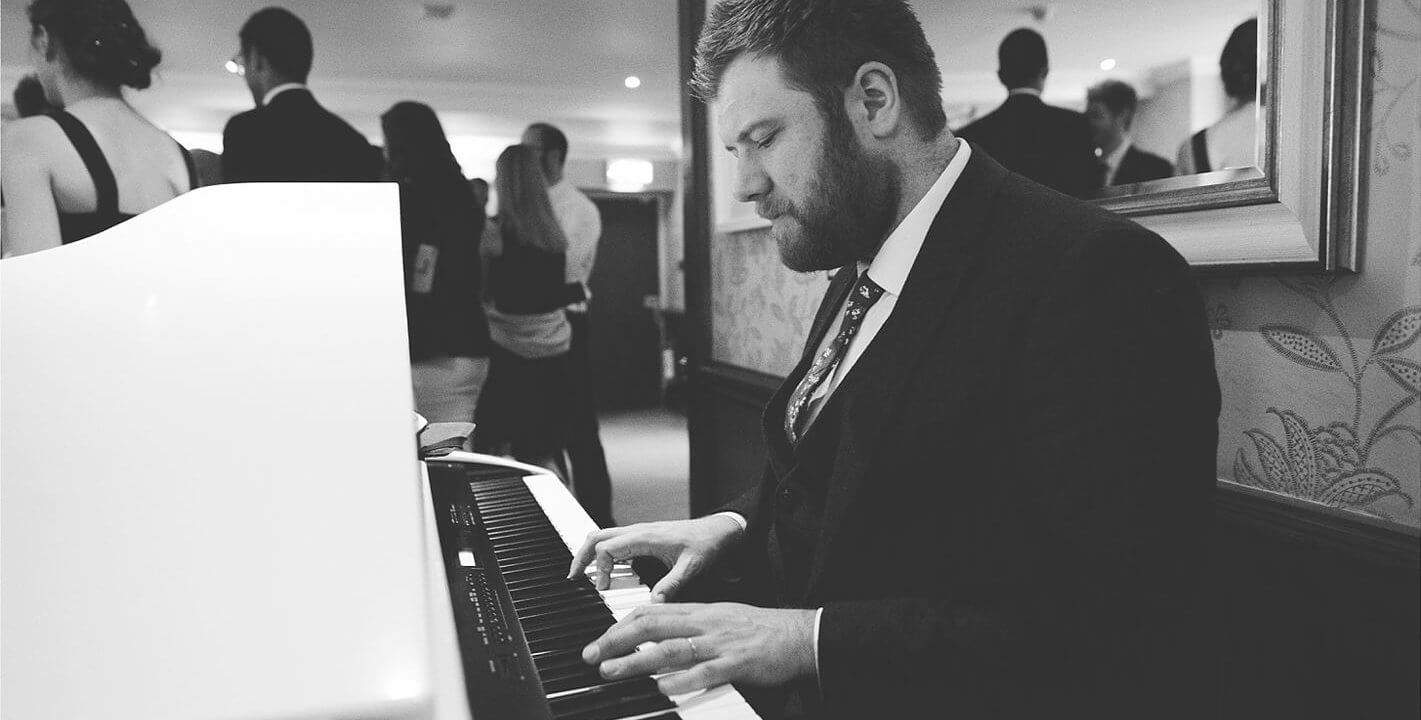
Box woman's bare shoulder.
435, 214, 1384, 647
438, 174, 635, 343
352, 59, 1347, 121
1, 115, 67, 163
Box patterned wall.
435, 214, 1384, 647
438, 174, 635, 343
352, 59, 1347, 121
709, 0, 1421, 530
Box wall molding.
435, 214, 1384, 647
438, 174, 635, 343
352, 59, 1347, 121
1214, 480, 1421, 573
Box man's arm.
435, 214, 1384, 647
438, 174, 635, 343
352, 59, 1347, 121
220, 115, 259, 183
816, 228, 1219, 715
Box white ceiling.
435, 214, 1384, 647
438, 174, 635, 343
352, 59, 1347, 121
2, 0, 1257, 169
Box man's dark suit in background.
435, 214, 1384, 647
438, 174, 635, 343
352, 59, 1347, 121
957, 28, 1098, 197
222, 88, 381, 182
715, 147, 1219, 718
1115, 144, 1175, 185
957, 92, 1098, 197
222, 8, 381, 183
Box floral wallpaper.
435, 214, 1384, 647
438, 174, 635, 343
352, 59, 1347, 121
1208, 0, 1421, 529
709, 0, 1421, 530
711, 229, 828, 376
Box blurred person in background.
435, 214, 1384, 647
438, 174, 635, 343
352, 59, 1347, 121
1085, 79, 1173, 186
1176, 18, 1258, 174
521, 122, 614, 527
222, 6, 381, 182
382, 101, 493, 423
1, 0, 196, 257
475, 144, 574, 473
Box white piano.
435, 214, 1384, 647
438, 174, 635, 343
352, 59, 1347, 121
0, 184, 757, 720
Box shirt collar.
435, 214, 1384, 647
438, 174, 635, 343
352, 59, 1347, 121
1104, 137, 1132, 172
1007, 87, 1042, 97
261, 82, 306, 106
861, 139, 972, 296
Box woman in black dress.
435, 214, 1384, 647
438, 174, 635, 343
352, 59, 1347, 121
381, 101, 493, 423
2, 0, 195, 257
476, 144, 576, 470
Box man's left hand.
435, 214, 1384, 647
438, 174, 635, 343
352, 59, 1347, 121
581, 602, 817, 695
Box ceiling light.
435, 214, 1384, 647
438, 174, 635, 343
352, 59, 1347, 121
1099, 58, 1117, 71
624, 76, 641, 89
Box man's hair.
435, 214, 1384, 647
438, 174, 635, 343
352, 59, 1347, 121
239, 7, 312, 82
997, 28, 1047, 89
524, 122, 569, 165
690, 0, 946, 140
1219, 18, 1257, 102
1087, 79, 1138, 120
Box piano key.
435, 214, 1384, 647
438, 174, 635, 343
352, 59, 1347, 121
427, 457, 762, 720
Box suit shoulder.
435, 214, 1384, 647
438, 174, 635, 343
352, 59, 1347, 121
223, 107, 262, 133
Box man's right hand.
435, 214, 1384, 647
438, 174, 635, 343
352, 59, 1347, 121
568, 515, 744, 602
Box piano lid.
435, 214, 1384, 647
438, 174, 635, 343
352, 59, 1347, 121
0, 184, 432, 719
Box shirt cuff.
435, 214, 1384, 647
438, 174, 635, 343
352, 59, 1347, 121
710, 511, 748, 532
813, 606, 824, 686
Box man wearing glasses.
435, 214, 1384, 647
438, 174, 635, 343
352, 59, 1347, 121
221, 7, 381, 183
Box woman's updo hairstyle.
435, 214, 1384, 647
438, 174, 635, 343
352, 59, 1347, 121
28, 0, 161, 90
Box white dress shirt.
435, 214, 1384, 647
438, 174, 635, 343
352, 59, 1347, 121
800, 140, 971, 429
261, 82, 306, 107
1100, 137, 1133, 187
714, 139, 972, 683
547, 180, 602, 312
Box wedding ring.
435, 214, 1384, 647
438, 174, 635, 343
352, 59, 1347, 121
685, 636, 699, 662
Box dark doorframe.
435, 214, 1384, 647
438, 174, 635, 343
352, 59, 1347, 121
678, 0, 721, 516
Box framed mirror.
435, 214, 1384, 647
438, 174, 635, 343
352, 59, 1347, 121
1091, 0, 1369, 272
705, 0, 1370, 273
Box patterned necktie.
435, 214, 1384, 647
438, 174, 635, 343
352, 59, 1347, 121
784, 272, 886, 444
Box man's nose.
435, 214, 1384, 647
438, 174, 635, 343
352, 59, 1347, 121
732, 157, 769, 204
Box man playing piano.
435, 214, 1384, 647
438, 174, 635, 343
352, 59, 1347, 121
571, 1, 1220, 717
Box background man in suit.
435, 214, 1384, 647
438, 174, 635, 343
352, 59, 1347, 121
1086, 79, 1174, 186
221, 7, 381, 182
957, 27, 1098, 197
520, 122, 614, 528
570, 0, 1219, 718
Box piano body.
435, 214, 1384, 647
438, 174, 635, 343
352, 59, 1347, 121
0, 185, 758, 720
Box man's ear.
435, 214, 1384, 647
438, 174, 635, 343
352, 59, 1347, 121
845, 61, 903, 139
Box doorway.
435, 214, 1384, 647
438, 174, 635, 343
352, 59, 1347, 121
587, 194, 663, 412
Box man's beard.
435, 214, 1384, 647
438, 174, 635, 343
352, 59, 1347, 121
765, 111, 899, 272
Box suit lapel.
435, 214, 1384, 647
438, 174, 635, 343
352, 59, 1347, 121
760, 265, 858, 472
803, 148, 1011, 599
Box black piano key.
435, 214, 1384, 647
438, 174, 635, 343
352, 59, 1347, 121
508, 579, 594, 599
528, 626, 608, 653
541, 670, 609, 695
518, 603, 611, 627
547, 679, 676, 720
524, 617, 613, 643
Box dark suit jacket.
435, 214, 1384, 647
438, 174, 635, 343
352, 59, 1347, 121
716, 148, 1220, 719
221, 88, 382, 182
1114, 144, 1175, 185
957, 94, 1098, 197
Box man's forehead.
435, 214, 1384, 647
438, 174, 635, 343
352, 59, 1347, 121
713, 54, 812, 140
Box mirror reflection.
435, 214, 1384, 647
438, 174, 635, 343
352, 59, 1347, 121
923, 1, 1260, 199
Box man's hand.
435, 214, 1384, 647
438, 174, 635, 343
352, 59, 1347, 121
568, 515, 743, 601
582, 602, 817, 695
